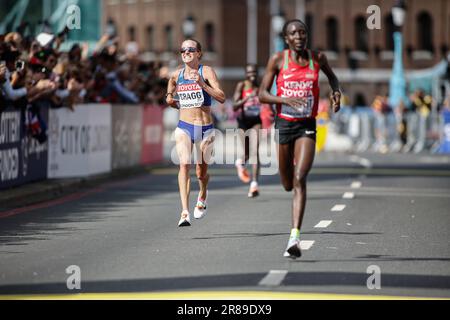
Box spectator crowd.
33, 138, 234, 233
1, 27, 169, 112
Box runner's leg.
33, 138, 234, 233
277, 141, 295, 191
175, 128, 193, 212
292, 137, 315, 229
249, 123, 261, 182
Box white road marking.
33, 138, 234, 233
331, 204, 346, 212
343, 192, 355, 199
346, 223, 352, 226
356, 242, 367, 245
314, 220, 333, 228
351, 181, 362, 189
258, 270, 288, 286
299, 240, 315, 250
350, 155, 373, 168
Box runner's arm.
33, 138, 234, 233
232, 81, 247, 111
200, 66, 226, 104
319, 52, 341, 112
166, 69, 180, 109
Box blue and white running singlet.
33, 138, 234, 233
176, 65, 212, 109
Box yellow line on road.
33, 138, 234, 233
0, 291, 447, 300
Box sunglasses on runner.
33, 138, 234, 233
180, 47, 198, 54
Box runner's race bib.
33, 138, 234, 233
243, 96, 261, 117
281, 96, 314, 118
177, 83, 205, 109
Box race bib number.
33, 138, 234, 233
243, 95, 261, 117
281, 96, 314, 118
177, 83, 205, 109
244, 105, 261, 117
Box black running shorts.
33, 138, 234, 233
274, 117, 316, 144
237, 115, 262, 130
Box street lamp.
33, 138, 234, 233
182, 15, 195, 39
389, 0, 407, 151
389, 0, 407, 109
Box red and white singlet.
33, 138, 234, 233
276, 49, 320, 121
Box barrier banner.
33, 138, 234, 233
141, 105, 164, 164
111, 105, 143, 169
47, 104, 112, 178
0, 105, 49, 189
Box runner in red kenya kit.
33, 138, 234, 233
259, 19, 341, 258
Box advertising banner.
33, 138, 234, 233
111, 105, 143, 169
141, 105, 164, 164
0, 105, 48, 190
47, 104, 112, 178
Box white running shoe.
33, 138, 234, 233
283, 237, 302, 259
193, 190, 208, 219
178, 210, 191, 227
248, 181, 259, 198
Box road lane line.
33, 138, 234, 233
350, 155, 373, 169
331, 204, 346, 212
258, 270, 288, 286
314, 220, 333, 228
343, 192, 355, 199
299, 240, 315, 250
351, 181, 362, 189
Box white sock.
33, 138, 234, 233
250, 181, 258, 188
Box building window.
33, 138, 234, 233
165, 24, 173, 52
417, 11, 433, 52
384, 14, 394, 51
354, 93, 367, 107
305, 13, 313, 48
326, 17, 339, 52
204, 23, 215, 52
128, 26, 136, 42
146, 25, 154, 51
354, 16, 368, 52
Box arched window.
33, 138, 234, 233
326, 17, 339, 52
146, 25, 154, 51
354, 16, 368, 52
165, 24, 173, 52
204, 22, 215, 52
417, 11, 433, 52
305, 13, 313, 48
384, 14, 394, 51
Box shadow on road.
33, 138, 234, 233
0, 270, 449, 297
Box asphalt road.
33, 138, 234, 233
0, 152, 449, 299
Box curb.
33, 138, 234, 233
0, 162, 172, 211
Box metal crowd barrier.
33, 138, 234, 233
330, 106, 443, 154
